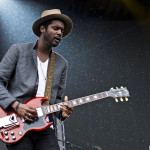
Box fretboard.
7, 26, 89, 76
43, 91, 108, 115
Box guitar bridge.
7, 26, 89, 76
0, 113, 19, 130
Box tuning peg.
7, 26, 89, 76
111, 87, 114, 90
116, 87, 118, 89
125, 97, 128, 101
115, 98, 119, 102
120, 86, 124, 88
120, 97, 124, 102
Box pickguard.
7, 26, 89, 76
23, 116, 48, 131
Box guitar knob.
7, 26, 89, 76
11, 131, 14, 135
4, 131, 8, 135
12, 136, 16, 140
5, 136, 9, 141
18, 131, 23, 136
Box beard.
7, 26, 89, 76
44, 30, 61, 47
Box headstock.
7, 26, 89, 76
107, 86, 130, 102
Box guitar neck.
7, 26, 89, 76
43, 91, 108, 115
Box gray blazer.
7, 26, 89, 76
0, 42, 68, 118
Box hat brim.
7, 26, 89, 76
32, 14, 73, 37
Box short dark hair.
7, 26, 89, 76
39, 20, 52, 36
41, 20, 53, 29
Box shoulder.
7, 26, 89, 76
7, 42, 36, 56
10, 42, 35, 50
54, 51, 68, 65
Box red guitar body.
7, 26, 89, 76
0, 97, 52, 144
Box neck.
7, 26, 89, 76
36, 39, 52, 62
37, 38, 52, 55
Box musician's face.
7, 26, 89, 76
42, 20, 65, 47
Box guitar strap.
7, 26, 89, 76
44, 51, 55, 104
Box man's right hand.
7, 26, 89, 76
11, 101, 37, 121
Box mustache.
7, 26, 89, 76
54, 36, 61, 41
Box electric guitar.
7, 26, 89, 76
0, 86, 129, 144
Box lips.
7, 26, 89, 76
54, 37, 61, 43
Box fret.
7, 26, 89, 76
85, 97, 90, 102
53, 105, 57, 111
79, 98, 83, 104
88, 95, 93, 102
77, 98, 82, 105
56, 104, 60, 110
54, 105, 59, 111
50, 106, 54, 112
53, 105, 56, 111
74, 99, 79, 105
98, 93, 103, 99
93, 94, 98, 100
67, 101, 71, 106
75, 99, 80, 105
102, 92, 107, 98
54, 105, 58, 111
72, 99, 77, 106
69, 101, 74, 107
82, 98, 86, 104
83, 97, 88, 103
72, 99, 75, 105
47, 106, 50, 113
44, 107, 48, 114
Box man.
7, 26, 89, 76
0, 9, 73, 150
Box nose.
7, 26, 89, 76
57, 29, 63, 37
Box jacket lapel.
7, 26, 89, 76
32, 42, 38, 68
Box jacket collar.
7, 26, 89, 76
32, 41, 38, 68
32, 40, 53, 69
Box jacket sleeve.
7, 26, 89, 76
0, 44, 18, 109
54, 61, 68, 121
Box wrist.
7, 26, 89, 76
15, 102, 21, 111
11, 101, 19, 110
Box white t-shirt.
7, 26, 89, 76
36, 57, 49, 97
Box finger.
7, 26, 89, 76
19, 104, 37, 113
62, 112, 70, 118
28, 105, 37, 111
26, 112, 34, 118
61, 105, 73, 113
65, 105, 73, 111
28, 106, 37, 112
63, 114, 70, 118
26, 107, 37, 115
61, 107, 72, 117
60, 105, 71, 112
60, 106, 67, 112
64, 96, 68, 102
27, 109, 37, 115
24, 115, 33, 122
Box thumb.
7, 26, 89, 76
64, 96, 68, 102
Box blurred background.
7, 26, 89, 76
0, 0, 150, 150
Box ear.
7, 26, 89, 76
40, 25, 45, 34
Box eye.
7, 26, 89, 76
52, 26, 64, 34
61, 29, 64, 33
53, 26, 59, 30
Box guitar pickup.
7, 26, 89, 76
36, 107, 43, 117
